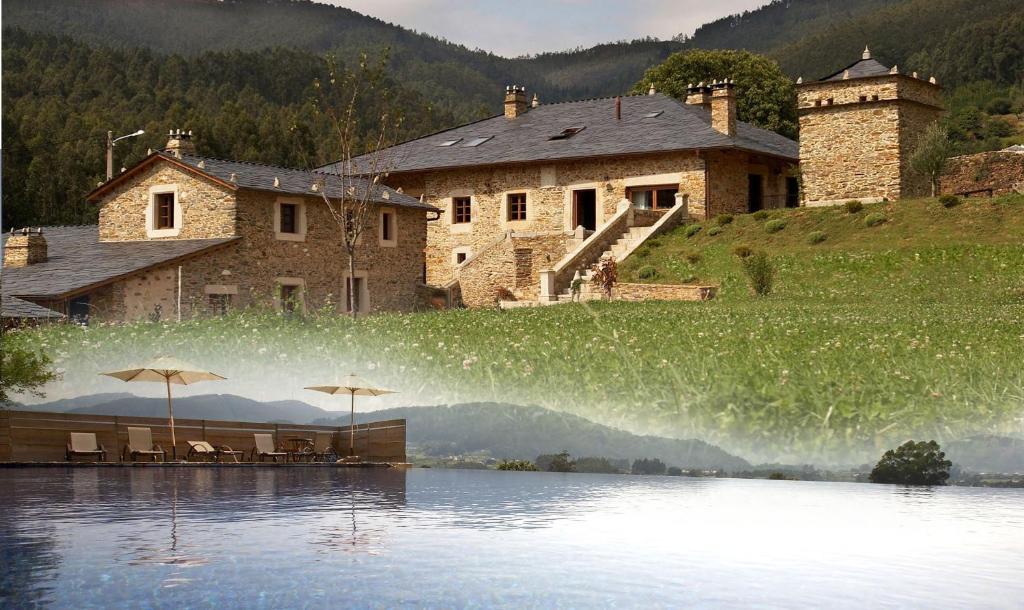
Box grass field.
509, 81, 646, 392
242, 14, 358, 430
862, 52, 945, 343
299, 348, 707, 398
7, 195, 1024, 464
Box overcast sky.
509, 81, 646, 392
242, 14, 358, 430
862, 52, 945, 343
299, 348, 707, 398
330, 0, 769, 57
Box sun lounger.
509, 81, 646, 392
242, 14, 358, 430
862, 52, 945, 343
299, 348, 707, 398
66, 432, 107, 462
251, 433, 288, 463
312, 432, 338, 463
186, 440, 244, 463
124, 427, 166, 462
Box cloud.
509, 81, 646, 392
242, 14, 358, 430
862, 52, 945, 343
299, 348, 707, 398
330, 0, 768, 57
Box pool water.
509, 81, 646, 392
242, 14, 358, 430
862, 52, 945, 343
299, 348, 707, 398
1, 467, 1022, 609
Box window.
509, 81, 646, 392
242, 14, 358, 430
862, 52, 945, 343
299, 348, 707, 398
69, 295, 90, 325
464, 136, 492, 147
343, 273, 369, 314
871, 94, 880, 101
453, 197, 472, 224
456, 252, 468, 265
280, 285, 299, 314
155, 193, 175, 229
279, 203, 298, 234
627, 186, 677, 210
549, 126, 585, 140
859, 95, 868, 102
208, 293, 231, 316
438, 139, 462, 147
507, 193, 527, 221
814, 99, 822, 107
379, 208, 397, 246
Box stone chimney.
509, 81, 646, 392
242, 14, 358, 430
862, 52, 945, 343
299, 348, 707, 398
164, 129, 196, 156
4, 228, 47, 267
710, 80, 737, 137
685, 82, 712, 110
504, 85, 528, 119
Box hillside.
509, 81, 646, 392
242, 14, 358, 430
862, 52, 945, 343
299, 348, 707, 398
16, 393, 337, 423
330, 403, 750, 470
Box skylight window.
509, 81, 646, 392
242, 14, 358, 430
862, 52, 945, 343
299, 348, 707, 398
464, 136, 492, 147
438, 138, 462, 147
643, 111, 664, 118
548, 126, 585, 140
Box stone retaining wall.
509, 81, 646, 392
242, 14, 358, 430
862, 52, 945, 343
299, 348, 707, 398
940, 151, 1024, 197
613, 283, 717, 302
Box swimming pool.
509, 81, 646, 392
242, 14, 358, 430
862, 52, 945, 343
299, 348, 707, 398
1, 467, 1021, 608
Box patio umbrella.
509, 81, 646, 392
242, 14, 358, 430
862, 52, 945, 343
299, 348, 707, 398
101, 357, 226, 459
305, 374, 396, 458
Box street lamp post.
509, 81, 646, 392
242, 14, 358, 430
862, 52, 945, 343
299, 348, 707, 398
106, 129, 146, 180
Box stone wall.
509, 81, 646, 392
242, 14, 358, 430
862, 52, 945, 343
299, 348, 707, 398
98, 162, 237, 241
387, 151, 708, 288
613, 283, 717, 302
457, 232, 569, 308
940, 151, 1024, 197
797, 74, 943, 205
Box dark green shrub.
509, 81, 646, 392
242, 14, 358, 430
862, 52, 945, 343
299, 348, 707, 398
740, 251, 775, 296
869, 440, 951, 485
714, 213, 734, 225
938, 194, 961, 208
707, 225, 723, 236
666, 466, 683, 476
986, 98, 1012, 115
732, 245, 754, 259
684, 250, 702, 264
684, 223, 702, 238
807, 230, 827, 244
764, 219, 786, 234
636, 265, 658, 280
864, 213, 887, 227
497, 460, 539, 471
752, 210, 770, 221
845, 200, 863, 213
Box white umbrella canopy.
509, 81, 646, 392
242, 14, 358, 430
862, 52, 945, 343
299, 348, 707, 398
305, 374, 396, 458
101, 357, 227, 459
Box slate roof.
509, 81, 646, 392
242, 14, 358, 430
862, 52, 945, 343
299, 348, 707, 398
321, 93, 798, 175
1, 226, 238, 301
820, 57, 892, 82
88, 152, 439, 212
1, 295, 62, 320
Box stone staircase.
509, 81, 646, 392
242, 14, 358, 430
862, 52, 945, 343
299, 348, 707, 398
552, 225, 653, 303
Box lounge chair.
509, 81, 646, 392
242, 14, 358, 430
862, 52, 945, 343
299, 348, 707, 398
312, 432, 338, 463
251, 433, 288, 463
186, 440, 243, 463
66, 432, 107, 462
123, 427, 166, 462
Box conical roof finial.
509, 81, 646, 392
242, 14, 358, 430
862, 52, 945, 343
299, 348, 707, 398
863, 46, 871, 60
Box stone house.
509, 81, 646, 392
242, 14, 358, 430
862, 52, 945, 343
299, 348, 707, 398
797, 47, 944, 206
326, 84, 799, 306
1, 132, 439, 324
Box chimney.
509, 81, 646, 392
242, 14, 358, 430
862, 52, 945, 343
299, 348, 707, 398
685, 82, 712, 110
4, 228, 47, 267
165, 129, 196, 156
710, 80, 737, 137
504, 85, 528, 119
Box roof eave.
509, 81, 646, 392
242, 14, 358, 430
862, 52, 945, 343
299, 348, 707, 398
86, 152, 240, 203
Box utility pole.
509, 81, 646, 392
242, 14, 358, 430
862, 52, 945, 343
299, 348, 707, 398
106, 129, 146, 181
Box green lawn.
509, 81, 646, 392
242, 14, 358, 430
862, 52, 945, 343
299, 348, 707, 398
8, 195, 1024, 464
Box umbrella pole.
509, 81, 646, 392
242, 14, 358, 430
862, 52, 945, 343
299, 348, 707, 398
349, 391, 355, 457
166, 376, 176, 461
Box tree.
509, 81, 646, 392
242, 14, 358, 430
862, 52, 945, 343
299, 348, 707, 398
632, 457, 667, 475
909, 123, 952, 197
574, 456, 621, 474
633, 49, 798, 139
869, 440, 952, 485
311, 52, 404, 318
497, 459, 539, 471
0, 342, 58, 404
536, 450, 575, 472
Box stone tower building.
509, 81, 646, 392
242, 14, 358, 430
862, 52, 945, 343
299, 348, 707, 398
796, 47, 944, 206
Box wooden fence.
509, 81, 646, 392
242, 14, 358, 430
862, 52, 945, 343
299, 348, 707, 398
0, 410, 406, 463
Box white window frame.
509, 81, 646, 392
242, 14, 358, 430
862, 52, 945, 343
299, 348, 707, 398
274, 198, 307, 242
341, 270, 370, 315
275, 277, 305, 314
378, 207, 398, 248
146, 184, 182, 238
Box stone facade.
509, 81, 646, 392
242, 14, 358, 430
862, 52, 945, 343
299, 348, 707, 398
797, 71, 943, 205
940, 151, 1024, 197
387, 149, 792, 303
86, 158, 428, 322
